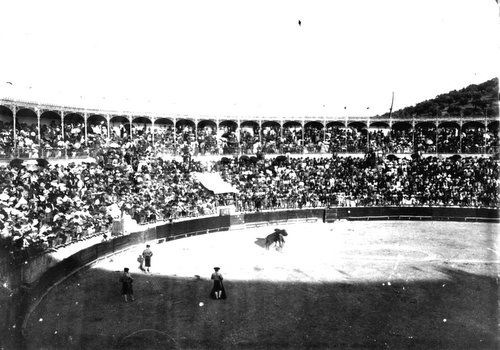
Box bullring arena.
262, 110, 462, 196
17, 218, 500, 349
1, 81, 499, 349
1, 9, 500, 347
1, 85, 499, 349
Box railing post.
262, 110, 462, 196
106, 114, 110, 147
301, 120, 305, 154
366, 122, 370, 153
173, 117, 177, 156
435, 120, 439, 154
412, 119, 416, 152
36, 108, 41, 148
84, 112, 88, 147
129, 115, 133, 140
12, 105, 17, 150
459, 120, 463, 153
151, 117, 156, 152
60, 110, 65, 143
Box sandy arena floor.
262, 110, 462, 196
95, 220, 500, 283
22, 220, 500, 350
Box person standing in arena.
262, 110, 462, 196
142, 244, 153, 273
210, 267, 227, 300
119, 268, 135, 302
137, 254, 145, 272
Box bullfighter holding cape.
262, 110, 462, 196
210, 267, 227, 300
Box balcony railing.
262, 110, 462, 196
0, 143, 498, 162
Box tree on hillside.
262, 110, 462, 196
471, 99, 488, 113
485, 106, 498, 117
447, 105, 461, 115
458, 95, 470, 106
375, 78, 498, 119
462, 107, 476, 117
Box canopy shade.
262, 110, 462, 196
193, 172, 239, 194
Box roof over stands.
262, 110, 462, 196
193, 172, 239, 194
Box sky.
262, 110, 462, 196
0, 0, 498, 118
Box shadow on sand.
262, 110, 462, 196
10, 263, 498, 350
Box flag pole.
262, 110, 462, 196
389, 91, 394, 119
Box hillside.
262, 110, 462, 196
377, 78, 499, 119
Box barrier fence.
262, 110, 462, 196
1, 206, 498, 348
4, 207, 499, 289
243, 209, 325, 225
3, 207, 499, 288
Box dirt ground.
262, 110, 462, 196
23, 221, 500, 349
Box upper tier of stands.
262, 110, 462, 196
0, 98, 498, 159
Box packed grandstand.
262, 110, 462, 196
0, 78, 498, 260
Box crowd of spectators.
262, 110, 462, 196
437, 127, 460, 153
0, 119, 498, 158
219, 125, 239, 155
0, 151, 217, 259
0, 118, 498, 260
261, 125, 281, 154
388, 129, 414, 153
281, 126, 303, 154
303, 126, 326, 153
240, 128, 259, 155
219, 154, 499, 211
153, 126, 176, 155
1, 148, 498, 260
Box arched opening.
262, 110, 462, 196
155, 118, 174, 129
437, 121, 460, 153
282, 121, 303, 153
0, 105, 13, 157
487, 120, 499, 132
39, 111, 62, 156
346, 121, 368, 153
197, 120, 218, 155
110, 116, 131, 142
462, 121, 486, 129
219, 120, 238, 155
15, 108, 38, 157
240, 121, 259, 155
197, 120, 217, 135
154, 118, 175, 154
64, 113, 85, 151
325, 121, 347, 153
461, 121, 486, 154
176, 119, 196, 146
415, 122, 437, 153
16, 107, 37, 127
219, 120, 238, 134
390, 122, 413, 153
304, 121, 325, 153
0, 105, 13, 123
132, 116, 153, 149
87, 114, 108, 148
368, 121, 390, 153
486, 121, 499, 154
391, 122, 412, 130
261, 121, 281, 154
326, 121, 345, 128
347, 121, 367, 129
369, 121, 389, 129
